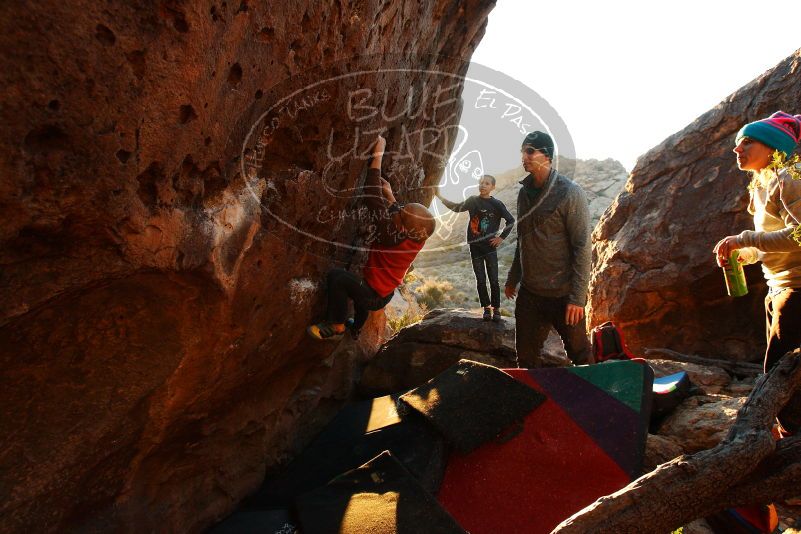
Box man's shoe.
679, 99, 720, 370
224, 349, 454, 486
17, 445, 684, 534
482, 308, 492, 321
307, 321, 345, 340
492, 308, 502, 323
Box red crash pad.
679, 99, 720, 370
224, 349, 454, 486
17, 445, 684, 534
437, 361, 653, 533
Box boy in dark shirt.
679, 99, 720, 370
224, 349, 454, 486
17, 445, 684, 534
436, 175, 515, 322
308, 136, 435, 340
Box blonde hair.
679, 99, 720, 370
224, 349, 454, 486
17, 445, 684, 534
747, 148, 785, 190
748, 167, 776, 190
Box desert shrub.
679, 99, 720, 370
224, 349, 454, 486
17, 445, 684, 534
414, 277, 456, 309
402, 271, 418, 285
386, 275, 428, 334
386, 301, 427, 333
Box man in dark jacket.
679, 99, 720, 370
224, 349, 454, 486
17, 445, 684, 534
505, 131, 592, 367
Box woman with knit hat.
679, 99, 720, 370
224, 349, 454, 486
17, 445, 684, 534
713, 111, 801, 429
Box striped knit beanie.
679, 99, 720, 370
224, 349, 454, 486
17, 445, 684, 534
736, 111, 801, 158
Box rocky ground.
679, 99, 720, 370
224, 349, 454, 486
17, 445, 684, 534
362, 308, 801, 533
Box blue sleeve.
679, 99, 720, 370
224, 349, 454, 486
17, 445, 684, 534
440, 195, 471, 213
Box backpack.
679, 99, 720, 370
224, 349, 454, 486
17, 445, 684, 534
591, 321, 636, 363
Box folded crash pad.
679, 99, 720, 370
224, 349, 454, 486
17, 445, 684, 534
244, 394, 445, 508
707, 504, 779, 534
437, 360, 653, 534
295, 451, 466, 534
651, 371, 691, 420
398, 359, 545, 453
208, 509, 296, 534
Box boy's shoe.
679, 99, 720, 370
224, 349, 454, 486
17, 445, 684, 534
492, 308, 502, 323
482, 308, 492, 321
307, 321, 345, 340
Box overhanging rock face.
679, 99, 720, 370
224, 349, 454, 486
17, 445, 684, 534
589, 49, 801, 361
0, 1, 495, 531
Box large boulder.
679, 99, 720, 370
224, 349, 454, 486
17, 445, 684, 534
359, 308, 570, 395
388, 307, 519, 355
643, 434, 685, 472
656, 395, 746, 453
589, 49, 801, 361
0, 1, 495, 532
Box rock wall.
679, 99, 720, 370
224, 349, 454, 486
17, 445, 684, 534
0, 1, 495, 532
589, 49, 801, 361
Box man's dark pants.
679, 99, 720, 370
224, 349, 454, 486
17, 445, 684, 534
514, 286, 592, 368
470, 244, 500, 309
326, 269, 393, 330
764, 288, 801, 432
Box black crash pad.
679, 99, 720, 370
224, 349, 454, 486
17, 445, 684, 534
209, 509, 297, 534
243, 394, 445, 508
295, 451, 466, 534
398, 359, 545, 453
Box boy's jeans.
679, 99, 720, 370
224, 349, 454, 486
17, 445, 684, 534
470, 244, 499, 309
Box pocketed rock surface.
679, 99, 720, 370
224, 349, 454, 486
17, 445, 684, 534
0, 1, 494, 531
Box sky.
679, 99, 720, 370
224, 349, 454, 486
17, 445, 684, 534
469, 0, 801, 172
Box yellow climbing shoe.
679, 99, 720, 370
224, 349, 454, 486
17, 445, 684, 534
307, 321, 345, 340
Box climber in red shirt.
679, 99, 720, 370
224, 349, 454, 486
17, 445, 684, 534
307, 135, 435, 340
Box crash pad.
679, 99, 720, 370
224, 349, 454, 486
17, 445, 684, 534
244, 394, 445, 508
707, 504, 779, 534
295, 451, 466, 534
437, 360, 653, 534
208, 509, 297, 534
398, 359, 545, 453
651, 371, 691, 420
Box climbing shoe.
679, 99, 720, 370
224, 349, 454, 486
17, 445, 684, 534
307, 321, 345, 340
482, 308, 492, 321
492, 308, 502, 323
345, 318, 360, 340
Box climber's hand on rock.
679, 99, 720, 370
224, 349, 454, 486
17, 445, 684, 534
373, 135, 386, 155
370, 136, 387, 169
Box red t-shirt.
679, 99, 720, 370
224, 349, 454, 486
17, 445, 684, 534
363, 238, 424, 298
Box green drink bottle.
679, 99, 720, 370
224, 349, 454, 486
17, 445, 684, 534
723, 250, 748, 297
